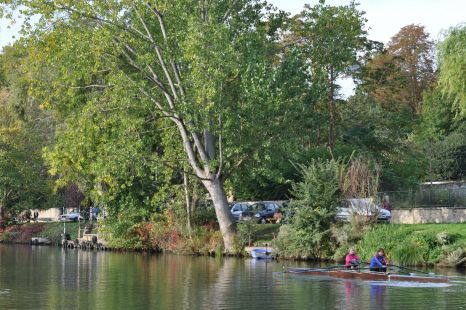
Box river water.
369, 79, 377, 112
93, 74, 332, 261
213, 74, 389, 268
0, 244, 465, 309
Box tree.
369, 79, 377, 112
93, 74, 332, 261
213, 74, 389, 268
360, 25, 435, 115
387, 24, 435, 114
0, 92, 54, 222
437, 24, 466, 116
0, 46, 55, 223
291, 0, 367, 147
0, 0, 290, 251
431, 132, 466, 180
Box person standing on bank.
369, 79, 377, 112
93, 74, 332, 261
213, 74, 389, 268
370, 248, 388, 272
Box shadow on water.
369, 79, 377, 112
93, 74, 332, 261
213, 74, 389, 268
1, 245, 466, 309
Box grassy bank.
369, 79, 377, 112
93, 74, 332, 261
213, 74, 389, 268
354, 224, 466, 267
2, 222, 464, 267
0, 222, 83, 245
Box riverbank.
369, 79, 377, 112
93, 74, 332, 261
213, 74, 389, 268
0, 222, 81, 245
1, 222, 465, 267
354, 224, 466, 267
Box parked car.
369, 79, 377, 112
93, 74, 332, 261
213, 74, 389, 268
242, 202, 280, 224
337, 198, 391, 222
58, 212, 84, 222
230, 203, 252, 222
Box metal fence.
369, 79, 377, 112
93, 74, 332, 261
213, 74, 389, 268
379, 188, 466, 209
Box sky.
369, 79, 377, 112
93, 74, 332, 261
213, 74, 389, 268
1, 1, 464, 48
267, 0, 466, 95
269, 0, 466, 43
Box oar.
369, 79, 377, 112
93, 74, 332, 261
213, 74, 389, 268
284, 265, 345, 273
388, 264, 466, 279
388, 264, 435, 275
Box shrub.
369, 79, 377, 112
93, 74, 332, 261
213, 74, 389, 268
281, 159, 345, 259
392, 240, 427, 266
274, 225, 303, 258
236, 219, 258, 249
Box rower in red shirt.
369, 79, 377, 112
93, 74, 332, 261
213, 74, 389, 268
345, 248, 361, 269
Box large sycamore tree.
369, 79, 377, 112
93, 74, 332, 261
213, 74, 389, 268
0, 0, 286, 251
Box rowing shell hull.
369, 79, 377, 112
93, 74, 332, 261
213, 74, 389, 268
286, 268, 448, 283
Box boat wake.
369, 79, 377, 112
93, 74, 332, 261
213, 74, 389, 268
0, 289, 11, 295
366, 280, 451, 288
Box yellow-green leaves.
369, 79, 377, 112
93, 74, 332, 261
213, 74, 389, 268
438, 25, 466, 117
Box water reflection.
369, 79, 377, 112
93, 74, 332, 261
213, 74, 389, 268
0, 245, 465, 309
343, 281, 363, 310
369, 282, 388, 309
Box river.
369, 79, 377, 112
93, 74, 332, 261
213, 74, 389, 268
0, 244, 465, 309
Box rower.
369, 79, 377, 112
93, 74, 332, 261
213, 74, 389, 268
369, 248, 388, 272
345, 248, 361, 269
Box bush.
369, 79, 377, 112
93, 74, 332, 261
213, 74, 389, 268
278, 159, 345, 259
274, 225, 304, 258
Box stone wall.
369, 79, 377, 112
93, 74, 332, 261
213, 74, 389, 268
392, 207, 466, 224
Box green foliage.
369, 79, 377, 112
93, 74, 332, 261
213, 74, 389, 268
275, 159, 345, 258
236, 219, 258, 249
416, 88, 456, 142
0, 51, 56, 217
290, 159, 344, 211
438, 24, 466, 116
1, 1, 465, 256
431, 132, 466, 180
292, 1, 368, 146
355, 224, 466, 266
342, 89, 426, 190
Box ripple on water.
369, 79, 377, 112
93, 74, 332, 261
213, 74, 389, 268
1, 245, 466, 309
0, 289, 11, 295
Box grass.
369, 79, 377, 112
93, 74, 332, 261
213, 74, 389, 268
40, 222, 81, 244
355, 224, 466, 266
252, 224, 280, 244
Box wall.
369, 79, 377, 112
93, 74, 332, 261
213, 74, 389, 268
30, 208, 62, 221
392, 207, 466, 224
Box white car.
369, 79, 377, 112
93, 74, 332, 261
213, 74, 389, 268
58, 212, 84, 222
337, 198, 391, 222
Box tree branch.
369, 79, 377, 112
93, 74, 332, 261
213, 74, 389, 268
144, 2, 186, 97
133, 5, 179, 101
222, 0, 240, 22
69, 84, 114, 89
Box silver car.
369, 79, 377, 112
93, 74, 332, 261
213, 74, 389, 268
337, 198, 391, 222
230, 203, 251, 222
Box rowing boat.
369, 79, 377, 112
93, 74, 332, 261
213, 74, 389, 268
251, 248, 273, 259
286, 267, 449, 283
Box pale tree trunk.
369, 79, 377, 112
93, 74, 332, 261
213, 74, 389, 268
327, 67, 336, 148
202, 178, 236, 252
175, 120, 236, 252
183, 171, 192, 237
